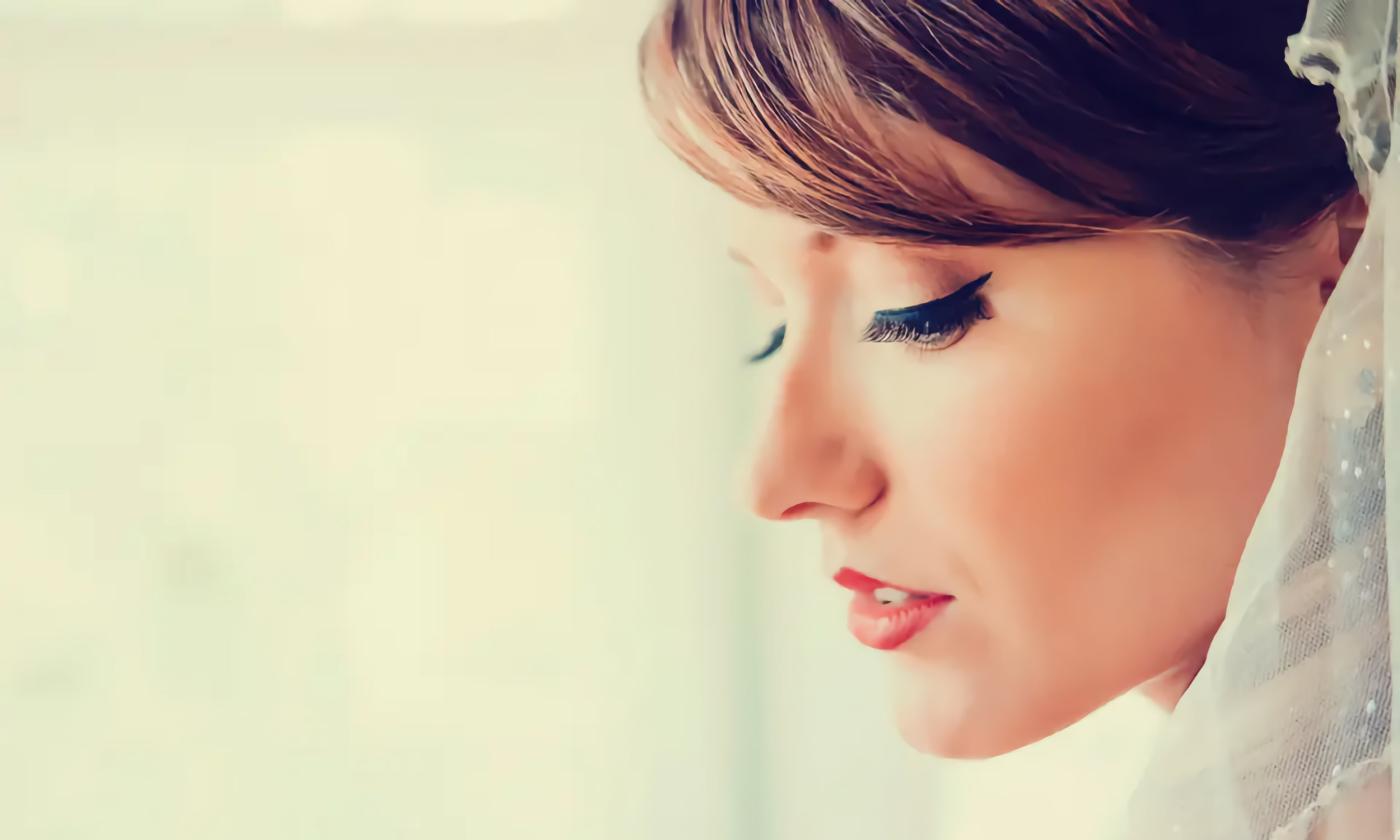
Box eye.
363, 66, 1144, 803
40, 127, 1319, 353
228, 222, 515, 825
747, 323, 786, 364
861, 271, 992, 353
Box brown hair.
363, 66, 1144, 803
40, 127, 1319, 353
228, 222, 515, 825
638, 0, 1357, 260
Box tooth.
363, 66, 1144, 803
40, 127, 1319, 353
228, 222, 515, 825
873, 587, 910, 605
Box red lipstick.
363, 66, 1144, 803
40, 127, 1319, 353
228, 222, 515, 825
833, 567, 952, 650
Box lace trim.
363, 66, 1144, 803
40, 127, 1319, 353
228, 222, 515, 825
1284, 0, 1398, 194
1269, 757, 1392, 840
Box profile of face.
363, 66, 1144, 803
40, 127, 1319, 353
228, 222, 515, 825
725, 139, 1341, 758
641, 0, 1361, 760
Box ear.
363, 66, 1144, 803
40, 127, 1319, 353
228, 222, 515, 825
1319, 190, 1369, 305
1335, 189, 1369, 266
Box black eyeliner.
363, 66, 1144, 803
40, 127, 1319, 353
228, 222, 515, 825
861, 271, 992, 347
746, 270, 992, 362
869, 271, 993, 321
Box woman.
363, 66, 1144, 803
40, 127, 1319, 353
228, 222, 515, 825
638, 1, 1397, 838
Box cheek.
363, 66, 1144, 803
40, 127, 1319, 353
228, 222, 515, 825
880, 326, 1192, 608
866, 289, 1288, 752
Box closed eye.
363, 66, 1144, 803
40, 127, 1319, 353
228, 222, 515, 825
861, 271, 992, 352
744, 271, 992, 364
747, 323, 786, 364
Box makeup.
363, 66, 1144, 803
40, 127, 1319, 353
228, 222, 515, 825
834, 567, 954, 650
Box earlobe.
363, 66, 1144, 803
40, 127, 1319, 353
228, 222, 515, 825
1321, 277, 1337, 305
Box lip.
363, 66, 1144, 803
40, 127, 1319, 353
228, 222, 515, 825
833, 567, 953, 651
833, 567, 945, 598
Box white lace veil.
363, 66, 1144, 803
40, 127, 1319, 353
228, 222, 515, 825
1113, 1, 1400, 837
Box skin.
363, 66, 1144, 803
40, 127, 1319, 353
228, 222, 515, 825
725, 132, 1354, 759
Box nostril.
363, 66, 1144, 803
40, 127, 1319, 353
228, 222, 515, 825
780, 502, 822, 520
862, 484, 887, 516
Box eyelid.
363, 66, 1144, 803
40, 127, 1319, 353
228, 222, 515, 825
871, 271, 992, 319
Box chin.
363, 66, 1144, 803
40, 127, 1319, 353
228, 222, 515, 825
889, 669, 1040, 759
893, 704, 1011, 759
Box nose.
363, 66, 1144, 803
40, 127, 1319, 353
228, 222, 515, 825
744, 347, 885, 522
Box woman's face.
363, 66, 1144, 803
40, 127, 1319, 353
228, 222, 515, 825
727, 171, 1331, 757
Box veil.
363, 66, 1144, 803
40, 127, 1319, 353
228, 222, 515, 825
1112, 1, 1400, 837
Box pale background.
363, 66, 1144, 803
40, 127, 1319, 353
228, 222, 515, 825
0, 2, 1160, 838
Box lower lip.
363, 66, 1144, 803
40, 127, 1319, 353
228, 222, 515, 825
846, 592, 953, 650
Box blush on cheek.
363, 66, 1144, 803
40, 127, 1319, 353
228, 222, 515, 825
865, 240, 1297, 756
873, 339, 1212, 756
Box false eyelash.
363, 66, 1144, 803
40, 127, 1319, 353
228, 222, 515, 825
861, 271, 992, 349
748, 323, 786, 364
860, 295, 989, 348
745, 271, 993, 363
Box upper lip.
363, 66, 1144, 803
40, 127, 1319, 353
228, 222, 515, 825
833, 566, 947, 598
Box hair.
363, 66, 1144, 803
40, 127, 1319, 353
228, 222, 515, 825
637, 0, 1358, 263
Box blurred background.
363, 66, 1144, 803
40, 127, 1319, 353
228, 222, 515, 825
0, 2, 1161, 838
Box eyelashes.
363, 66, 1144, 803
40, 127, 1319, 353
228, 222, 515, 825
861, 271, 992, 350
748, 323, 786, 364
746, 271, 993, 364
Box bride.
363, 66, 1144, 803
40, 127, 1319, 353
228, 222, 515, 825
638, 1, 1397, 837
